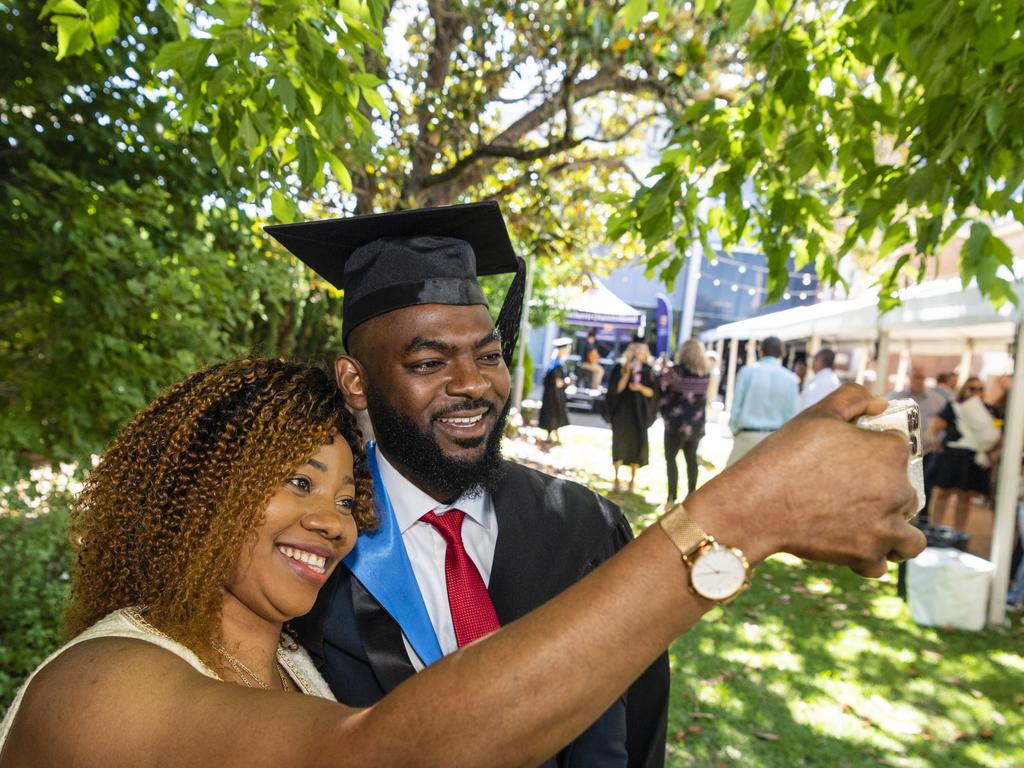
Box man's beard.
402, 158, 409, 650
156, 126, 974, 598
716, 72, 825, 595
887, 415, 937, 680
365, 385, 509, 502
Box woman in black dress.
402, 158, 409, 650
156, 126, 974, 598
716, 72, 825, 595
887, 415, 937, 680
538, 339, 571, 442
607, 342, 657, 492
927, 376, 994, 531
657, 339, 710, 507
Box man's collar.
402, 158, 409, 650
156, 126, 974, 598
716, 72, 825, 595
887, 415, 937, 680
758, 356, 782, 366
374, 447, 490, 533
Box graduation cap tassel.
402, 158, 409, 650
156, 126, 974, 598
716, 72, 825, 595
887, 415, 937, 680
496, 256, 527, 368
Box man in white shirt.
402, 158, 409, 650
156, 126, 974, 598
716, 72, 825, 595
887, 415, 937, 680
800, 348, 842, 411
274, 203, 669, 768
727, 336, 800, 465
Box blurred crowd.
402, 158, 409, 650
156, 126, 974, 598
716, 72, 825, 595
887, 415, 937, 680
536, 332, 1024, 610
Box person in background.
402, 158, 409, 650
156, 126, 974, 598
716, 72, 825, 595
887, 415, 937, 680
888, 366, 949, 525
887, 368, 947, 451
793, 357, 808, 392
935, 372, 957, 405
705, 349, 722, 406
579, 329, 606, 389
538, 338, 572, 443
657, 339, 710, 508
727, 336, 799, 466
928, 377, 994, 531
799, 348, 841, 411
607, 341, 658, 493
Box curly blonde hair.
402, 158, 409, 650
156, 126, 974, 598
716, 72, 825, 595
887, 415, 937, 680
64, 358, 374, 663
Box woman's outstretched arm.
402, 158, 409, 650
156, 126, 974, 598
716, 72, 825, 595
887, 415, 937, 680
2, 386, 924, 768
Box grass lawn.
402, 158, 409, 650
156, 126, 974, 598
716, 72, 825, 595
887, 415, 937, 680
506, 422, 1024, 768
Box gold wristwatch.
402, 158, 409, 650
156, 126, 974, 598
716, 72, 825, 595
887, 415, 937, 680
659, 505, 750, 603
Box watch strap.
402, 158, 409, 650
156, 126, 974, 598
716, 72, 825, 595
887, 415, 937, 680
658, 505, 708, 558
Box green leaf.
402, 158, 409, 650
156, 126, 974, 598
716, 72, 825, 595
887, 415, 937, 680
297, 137, 318, 187
361, 85, 387, 116
238, 111, 259, 150
729, 0, 756, 34
789, 140, 816, 178
985, 101, 1004, 138
270, 189, 297, 223
964, 221, 990, 268
989, 234, 1013, 268
328, 155, 352, 192
619, 0, 648, 28
879, 222, 911, 257
351, 72, 384, 88
39, 0, 87, 19
320, 94, 345, 140
272, 77, 297, 114
906, 166, 936, 205
54, 15, 91, 59
86, 0, 119, 44
207, 1, 251, 27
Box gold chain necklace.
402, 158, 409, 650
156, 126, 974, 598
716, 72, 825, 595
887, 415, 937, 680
213, 644, 290, 692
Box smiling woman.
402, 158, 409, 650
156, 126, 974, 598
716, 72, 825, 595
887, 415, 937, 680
0, 356, 927, 767
55, 359, 374, 688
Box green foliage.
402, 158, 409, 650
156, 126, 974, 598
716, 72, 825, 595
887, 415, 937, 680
37, 0, 389, 200
0, 462, 81, 716
614, 0, 1024, 306
1, 0, 346, 459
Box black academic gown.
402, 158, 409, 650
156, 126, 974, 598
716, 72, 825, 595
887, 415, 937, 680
292, 460, 670, 768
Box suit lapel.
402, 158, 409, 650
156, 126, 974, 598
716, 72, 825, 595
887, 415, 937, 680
488, 465, 561, 622
351, 576, 417, 692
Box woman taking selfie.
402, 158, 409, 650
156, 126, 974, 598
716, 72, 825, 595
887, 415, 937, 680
0, 357, 924, 767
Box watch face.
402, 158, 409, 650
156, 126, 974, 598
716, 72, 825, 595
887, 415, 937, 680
691, 544, 747, 601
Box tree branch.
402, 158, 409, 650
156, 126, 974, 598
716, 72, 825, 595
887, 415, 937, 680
401, 0, 470, 202
412, 65, 672, 205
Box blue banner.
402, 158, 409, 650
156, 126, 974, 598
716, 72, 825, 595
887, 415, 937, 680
655, 293, 673, 357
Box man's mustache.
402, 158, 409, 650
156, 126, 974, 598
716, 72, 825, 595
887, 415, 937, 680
432, 400, 496, 421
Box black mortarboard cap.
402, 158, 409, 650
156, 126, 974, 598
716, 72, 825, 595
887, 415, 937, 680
265, 202, 527, 364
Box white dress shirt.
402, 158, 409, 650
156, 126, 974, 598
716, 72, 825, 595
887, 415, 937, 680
800, 367, 841, 411
375, 450, 499, 670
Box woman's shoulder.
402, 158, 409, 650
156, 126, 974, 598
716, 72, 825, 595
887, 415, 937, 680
3, 621, 218, 765
17, 609, 218, 703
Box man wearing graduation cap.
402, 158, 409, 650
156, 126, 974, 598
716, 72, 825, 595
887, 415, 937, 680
270, 202, 669, 768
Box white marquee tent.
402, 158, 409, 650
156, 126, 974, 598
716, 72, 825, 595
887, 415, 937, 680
700, 270, 1024, 625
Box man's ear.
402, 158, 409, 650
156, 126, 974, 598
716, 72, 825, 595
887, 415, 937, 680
335, 355, 368, 411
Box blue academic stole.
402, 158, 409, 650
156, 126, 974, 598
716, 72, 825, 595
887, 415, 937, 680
342, 442, 443, 667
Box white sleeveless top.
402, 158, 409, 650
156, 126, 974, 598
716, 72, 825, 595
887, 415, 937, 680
0, 609, 335, 749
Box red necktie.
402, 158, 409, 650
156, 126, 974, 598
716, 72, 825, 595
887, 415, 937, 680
420, 509, 500, 647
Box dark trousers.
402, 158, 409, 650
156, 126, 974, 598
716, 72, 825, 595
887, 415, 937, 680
665, 429, 702, 500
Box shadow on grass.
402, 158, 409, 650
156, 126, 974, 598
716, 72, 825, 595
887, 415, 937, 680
503, 430, 1023, 766
665, 558, 1024, 767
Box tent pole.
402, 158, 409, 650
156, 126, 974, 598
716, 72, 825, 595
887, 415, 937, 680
725, 337, 739, 415
852, 344, 868, 385
875, 330, 891, 396
957, 341, 974, 388
988, 321, 1024, 625
894, 347, 910, 393
807, 334, 821, 387
714, 338, 725, 404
